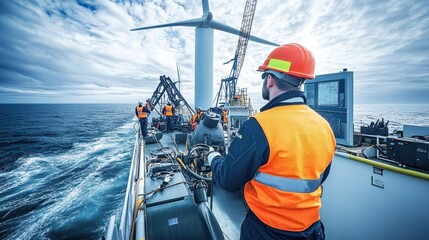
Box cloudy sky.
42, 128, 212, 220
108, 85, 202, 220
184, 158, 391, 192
1, 0, 428, 108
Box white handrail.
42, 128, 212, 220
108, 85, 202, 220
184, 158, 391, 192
106, 131, 141, 240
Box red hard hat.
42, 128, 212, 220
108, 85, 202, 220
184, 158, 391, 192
258, 43, 315, 79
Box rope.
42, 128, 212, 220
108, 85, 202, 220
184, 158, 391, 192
138, 181, 190, 198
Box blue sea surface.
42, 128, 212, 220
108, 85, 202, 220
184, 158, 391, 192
0, 103, 428, 239
0, 104, 136, 240
354, 104, 429, 132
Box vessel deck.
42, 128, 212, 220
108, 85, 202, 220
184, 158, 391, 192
144, 131, 246, 239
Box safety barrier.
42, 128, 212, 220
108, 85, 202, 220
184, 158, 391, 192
106, 132, 141, 240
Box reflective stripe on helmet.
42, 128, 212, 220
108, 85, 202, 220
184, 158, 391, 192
254, 169, 327, 193
267, 58, 291, 72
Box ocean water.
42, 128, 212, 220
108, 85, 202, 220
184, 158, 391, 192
0, 104, 136, 240
0, 103, 428, 240
354, 104, 429, 132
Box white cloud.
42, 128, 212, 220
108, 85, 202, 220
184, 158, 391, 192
0, 0, 428, 105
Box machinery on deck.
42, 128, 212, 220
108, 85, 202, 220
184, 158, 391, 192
186, 111, 226, 155
148, 75, 195, 132
148, 75, 195, 116
139, 145, 223, 240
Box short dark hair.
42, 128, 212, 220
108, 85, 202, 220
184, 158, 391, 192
269, 74, 300, 91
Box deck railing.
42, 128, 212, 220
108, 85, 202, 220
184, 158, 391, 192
106, 132, 141, 240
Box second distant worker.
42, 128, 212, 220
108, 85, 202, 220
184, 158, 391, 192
135, 101, 151, 137
162, 101, 175, 132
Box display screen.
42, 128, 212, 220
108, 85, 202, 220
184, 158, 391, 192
317, 81, 338, 106
304, 71, 353, 146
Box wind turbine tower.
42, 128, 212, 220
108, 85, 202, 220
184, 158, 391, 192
131, 0, 278, 110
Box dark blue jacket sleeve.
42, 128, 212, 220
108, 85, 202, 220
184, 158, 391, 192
210, 117, 269, 191
143, 106, 151, 114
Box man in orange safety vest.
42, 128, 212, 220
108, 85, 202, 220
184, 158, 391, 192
208, 43, 336, 240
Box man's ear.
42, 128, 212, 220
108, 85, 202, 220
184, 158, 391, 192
267, 75, 275, 88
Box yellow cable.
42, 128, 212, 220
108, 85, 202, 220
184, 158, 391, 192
176, 157, 187, 169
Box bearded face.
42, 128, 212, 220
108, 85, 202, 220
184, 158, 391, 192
262, 77, 269, 100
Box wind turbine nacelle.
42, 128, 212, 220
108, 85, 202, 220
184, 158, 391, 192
204, 12, 213, 22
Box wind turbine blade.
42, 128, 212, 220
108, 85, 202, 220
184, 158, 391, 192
130, 18, 203, 31
210, 20, 240, 35
211, 20, 279, 46
202, 0, 210, 14
248, 33, 280, 47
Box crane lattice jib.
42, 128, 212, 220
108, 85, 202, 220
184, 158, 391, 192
215, 0, 257, 107
234, 0, 257, 83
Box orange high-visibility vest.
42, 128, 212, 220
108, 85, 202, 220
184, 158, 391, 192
244, 104, 336, 231
189, 115, 197, 131
222, 110, 228, 123
190, 113, 202, 123
164, 105, 173, 117
196, 112, 203, 121
136, 106, 147, 119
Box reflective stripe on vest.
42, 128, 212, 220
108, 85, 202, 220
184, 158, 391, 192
254, 169, 327, 193
136, 106, 147, 119
164, 105, 173, 116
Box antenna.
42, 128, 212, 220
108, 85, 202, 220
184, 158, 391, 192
176, 62, 182, 94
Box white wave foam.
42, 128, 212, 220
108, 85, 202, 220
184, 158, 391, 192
6, 120, 135, 239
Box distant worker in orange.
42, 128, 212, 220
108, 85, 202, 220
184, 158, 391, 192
221, 108, 228, 125
135, 101, 150, 137
162, 101, 175, 132
190, 107, 203, 131
233, 95, 240, 105
207, 43, 336, 240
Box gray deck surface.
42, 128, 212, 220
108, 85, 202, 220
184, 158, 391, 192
211, 186, 246, 240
